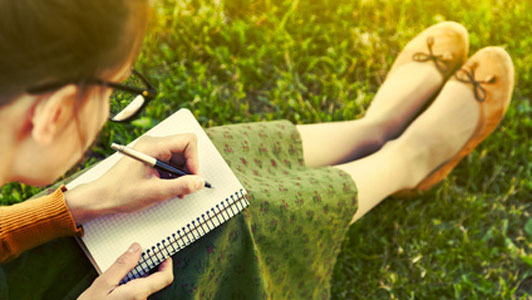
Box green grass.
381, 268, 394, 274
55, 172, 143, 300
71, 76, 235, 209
2, 0, 532, 298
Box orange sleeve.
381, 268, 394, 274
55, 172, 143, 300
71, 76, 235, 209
0, 186, 83, 263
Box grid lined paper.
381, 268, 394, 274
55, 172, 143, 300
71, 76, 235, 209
67, 109, 247, 276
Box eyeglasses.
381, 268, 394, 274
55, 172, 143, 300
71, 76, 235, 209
26, 69, 157, 123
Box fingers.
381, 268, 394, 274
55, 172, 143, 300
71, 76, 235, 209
113, 258, 174, 299
96, 243, 142, 288
152, 175, 205, 199
135, 134, 200, 175
168, 134, 199, 175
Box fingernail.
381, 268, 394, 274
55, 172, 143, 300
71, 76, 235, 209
196, 177, 205, 189
128, 243, 140, 253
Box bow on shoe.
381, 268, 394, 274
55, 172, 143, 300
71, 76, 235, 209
412, 36, 453, 75
454, 63, 496, 102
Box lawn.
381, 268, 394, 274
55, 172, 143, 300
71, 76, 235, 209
2, 0, 532, 298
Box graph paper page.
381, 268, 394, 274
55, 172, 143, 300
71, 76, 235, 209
67, 109, 245, 273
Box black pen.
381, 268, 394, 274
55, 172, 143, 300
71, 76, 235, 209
111, 143, 212, 188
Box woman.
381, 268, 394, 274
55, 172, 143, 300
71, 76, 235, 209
0, 0, 514, 299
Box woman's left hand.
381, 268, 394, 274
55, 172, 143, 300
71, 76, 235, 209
78, 243, 174, 300
65, 134, 205, 225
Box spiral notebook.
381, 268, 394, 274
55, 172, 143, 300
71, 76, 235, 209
66, 109, 248, 283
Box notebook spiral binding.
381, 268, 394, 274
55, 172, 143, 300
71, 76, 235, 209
120, 189, 249, 284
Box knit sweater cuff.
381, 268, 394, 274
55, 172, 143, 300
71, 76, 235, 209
0, 186, 83, 262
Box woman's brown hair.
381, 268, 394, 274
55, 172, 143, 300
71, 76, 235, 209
0, 0, 149, 105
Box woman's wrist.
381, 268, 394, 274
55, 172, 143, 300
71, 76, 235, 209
64, 180, 114, 225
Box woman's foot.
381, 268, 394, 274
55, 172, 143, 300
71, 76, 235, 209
364, 21, 469, 142
297, 22, 469, 167
340, 47, 513, 223
394, 46, 515, 191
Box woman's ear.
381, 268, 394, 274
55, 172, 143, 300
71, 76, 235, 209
31, 84, 79, 145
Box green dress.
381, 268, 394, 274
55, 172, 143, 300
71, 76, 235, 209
0, 120, 358, 300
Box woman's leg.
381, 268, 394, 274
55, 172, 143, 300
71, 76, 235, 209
336, 80, 480, 223
298, 21, 470, 167
298, 62, 442, 167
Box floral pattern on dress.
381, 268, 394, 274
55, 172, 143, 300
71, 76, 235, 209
152, 120, 358, 300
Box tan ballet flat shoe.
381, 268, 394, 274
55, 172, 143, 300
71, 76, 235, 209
389, 21, 469, 79
414, 46, 515, 192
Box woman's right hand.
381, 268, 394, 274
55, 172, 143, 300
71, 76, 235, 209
78, 243, 173, 300
66, 134, 205, 225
